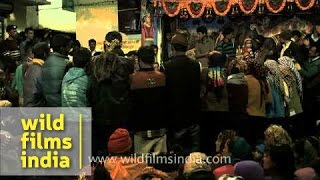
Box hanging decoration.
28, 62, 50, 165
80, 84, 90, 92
186, 2, 206, 18
265, 0, 287, 13
211, 0, 233, 16
162, 1, 181, 17
180, 8, 190, 21
202, 7, 215, 23
154, 0, 316, 16
295, 0, 315, 10
238, 0, 259, 14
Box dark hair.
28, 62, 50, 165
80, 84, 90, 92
105, 31, 122, 43
197, 26, 208, 35
25, 41, 34, 54
73, 47, 91, 68
138, 46, 155, 64
32, 42, 50, 60
265, 145, 296, 179
89, 39, 96, 44
183, 170, 215, 180
172, 44, 188, 52
222, 27, 233, 36
24, 27, 34, 34
151, 44, 158, 50
74, 40, 81, 48
291, 30, 302, 38
93, 163, 112, 180
279, 30, 292, 41
51, 34, 72, 53
126, 50, 137, 57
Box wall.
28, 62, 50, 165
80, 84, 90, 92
39, 0, 76, 32
75, 0, 118, 52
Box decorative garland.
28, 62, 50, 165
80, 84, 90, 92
265, 0, 286, 13
211, 0, 233, 16
186, 2, 207, 18
161, 0, 181, 17
155, 0, 317, 16
239, 0, 259, 14
295, 0, 315, 10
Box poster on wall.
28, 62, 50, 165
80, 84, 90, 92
141, 0, 156, 46
76, 3, 118, 52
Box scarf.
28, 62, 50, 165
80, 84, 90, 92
264, 60, 285, 97
278, 56, 303, 97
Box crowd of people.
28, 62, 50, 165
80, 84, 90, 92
0, 18, 319, 180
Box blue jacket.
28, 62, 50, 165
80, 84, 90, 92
62, 67, 89, 107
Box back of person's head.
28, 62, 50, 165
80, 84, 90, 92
171, 29, 189, 52
291, 30, 302, 38
266, 144, 296, 178
32, 42, 50, 60
138, 46, 155, 64
208, 53, 227, 67
105, 31, 122, 43
73, 47, 91, 68
279, 30, 292, 41
197, 26, 208, 35
107, 128, 132, 155
234, 160, 264, 180
74, 40, 81, 48
25, 41, 34, 56
51, 34, 72, 54
222, 27, 233, 36
295, 167, 319, 180
93, 163, 112, 180
184, 170, 216, 180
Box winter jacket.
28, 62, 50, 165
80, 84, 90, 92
245, 75, 272, 117
301, 56, 320, 97
41, 52, 69, 107
23, 59, 45, 107
163, 55, 201, 128
62, 67, 89, 107
227, 73, 248, 113
88, 55, 134, 125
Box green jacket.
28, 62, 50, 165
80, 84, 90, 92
12, 64, 24, 97
42, 52, 68, 107
62, 67, 89, 107
301, 56, 320, 80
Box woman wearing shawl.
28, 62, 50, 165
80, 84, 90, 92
278, 56, 304, 138
264, 60, 286, 118
243, 59, 272, 145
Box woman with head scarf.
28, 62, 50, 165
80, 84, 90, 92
278, 56, 304, 138
264, 60, 286, 118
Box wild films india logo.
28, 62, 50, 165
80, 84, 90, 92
0, 108, 92, 176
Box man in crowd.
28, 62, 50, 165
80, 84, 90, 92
88, 39, 97, 56
195, 26, 215, 68
279, 30, 304, 66
20, 27, 34, 61
216, 27, 236, 60
306, 21, 320, 54
163, 30, 201, 155
36, 34, 73, 107
0, 25, 20, 74
105, 31, 125, 56
129, 46, 168, 155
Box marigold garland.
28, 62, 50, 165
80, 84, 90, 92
295, 0, 315, 10
161, 0, 181, 17
239, 0, 259, 14
265, 0, 286, 13
186, 2, 207, 18
211, 0, 233, 16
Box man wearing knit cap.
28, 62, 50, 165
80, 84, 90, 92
163, 29, 201, 155
107, 128, 132, 154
